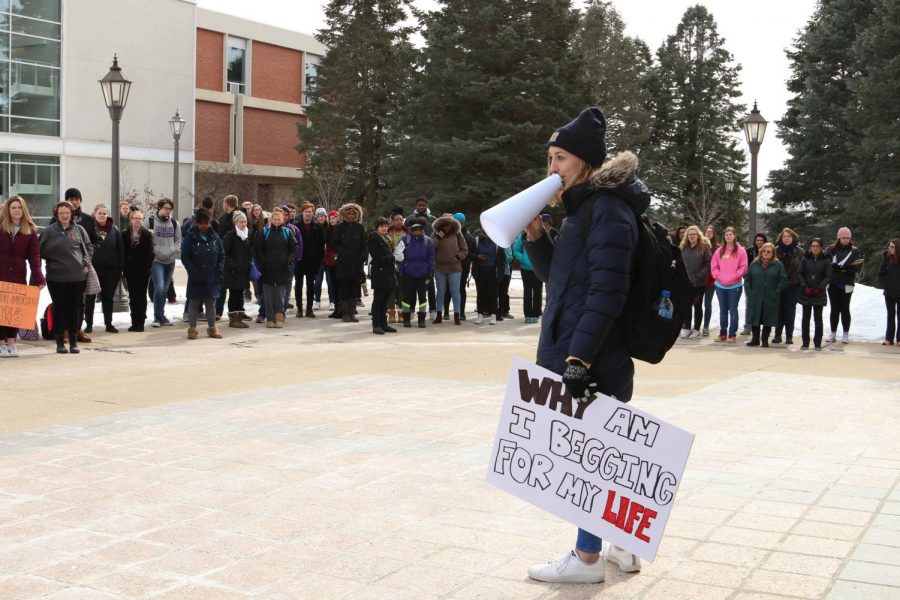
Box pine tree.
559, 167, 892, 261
383, 0, 588, 219
297, 0, 416, 218
643, 5, 745, 229
574, 1, 653, 156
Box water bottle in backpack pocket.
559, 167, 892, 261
655, 290, 674, 319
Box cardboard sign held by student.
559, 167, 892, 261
486, 358, 694, 561
0, 282, 40, 330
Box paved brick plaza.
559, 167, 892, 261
1, 344, 898, 599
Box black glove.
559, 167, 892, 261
562, 361, 597, 399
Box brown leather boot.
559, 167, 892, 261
389, 308, 397, 323
207, 327, 223, 339
187, 328, 198, 340
77, 330, 91, 343
274, 313, 285, 328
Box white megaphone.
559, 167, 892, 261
480, 174, 562, 248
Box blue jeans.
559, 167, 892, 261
434, 271, 462, 314
150, 261, 175, 321
313, 264, 325, 302
576, 528, 603, 554
715, 286, 742, 337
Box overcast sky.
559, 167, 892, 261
197, 0, 819, 189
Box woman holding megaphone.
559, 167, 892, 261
519, 108, 651, 584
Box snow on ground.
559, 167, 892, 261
31, 266, 892, 341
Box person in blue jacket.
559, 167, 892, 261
472, 231, 498, 324
180, 209, 225, 340
399, 217, 435, 328
512, 231, 541, 323
523, 108, 649, 584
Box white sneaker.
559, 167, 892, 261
429, 311, 437, 321
313, 301, 320, 310
827, 332, 836, 343
0, 345, 8, 358
488, 315, 497, 325
151, 320, 161, 328
842, 332, 849, 344
688, 329, 701, 339
679, 328, 690, 338
474, 314, 484, 325
328, 303, 335, 311
606, 545, 641, 573
528, 550, 605, 583
7, 345, 18, 358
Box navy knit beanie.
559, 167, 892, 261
547, 107, 607, 167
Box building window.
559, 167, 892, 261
226, 36, 247, 95
0, 0, 62, 136
0, 152, 60, 224
303, 54, 320, 106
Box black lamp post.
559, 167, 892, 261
742, 101, 767, 240
169, 109, 186, 212
100, 55, 132, 313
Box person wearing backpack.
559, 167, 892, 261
710, 227, 748, 343
253, 207, 297, 328
430, 213, 468, 325
523, 107, 648, 584
0, 196, 45, 357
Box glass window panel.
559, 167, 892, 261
11, 33, 59, 67
0, 60, 9, 116
0, 12, 9, 31
227, 46, 244, 87
0, 28, 9, 61
0, 161, 7, 202
11, 16, 59, 39
10, 61, 58, 120
8, 153, 59, 225
10, 116, 57, 135
10, 152, 57, 164
11, 0, 60, 23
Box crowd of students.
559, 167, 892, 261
0, 188, 898, 357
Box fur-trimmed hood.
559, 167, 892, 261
432, 215, 461, 236
586, 151, 650, 215
338, 202, 363, 221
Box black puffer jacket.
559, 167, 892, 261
526, 151, 647, 401
222, 229, 251, 290
331, 203, 368, 281
253, 224, 297, 286
878, 252, 900, 298
367, 231, 396, 290
797, 251, 832, 307
122, 228, 154, 280
295, 221, 326, 275
830, 244, 862, 289
776, 241, 804, 286
91, 218, 124, 273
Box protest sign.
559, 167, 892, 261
0, 282, 40, 330
486, 357, 694, 561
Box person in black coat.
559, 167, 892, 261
215, 194, 240, 317
773, 228, 804, 344
181, 209, 225, 339
122, 210, 155, 332
828, 227, 863, 343
222, 211, 252, 328
797, 238, 832, 350
367, 217, 399, 335
878, 238, 900, 345
330, 202, 367, 322
293, 201, 326, 318
253, 207, 297, 328
523, 108, 648, 583
83, 204, 124, 334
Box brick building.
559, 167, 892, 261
194, 9, 325, 208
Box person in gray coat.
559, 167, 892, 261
797, 238, 832, 350
678, 225, 711, 339
39, 201, 92, 354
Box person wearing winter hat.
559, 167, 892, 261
827, 227, 862, 344
367, 216, 398, 334
398, 216, 435, 328
523, 107, 649, 583
431, 213, 468, 325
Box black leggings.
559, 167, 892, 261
339, 278, 359, 303
84, 268, 120, 327
828, 286, 853, 332
125, 273, 149, 326
227, 288, 245, 312
475, 270, 498, 316
47, 280, 85, 339
683, 285, 704, 330
401, 275, 427, 313
0, 325, 17, 340
521, 269, 543, 318
886, 296, 900, 343
372, 287, 390, 326
801, 304, 824, 346
498, 274, 511, 315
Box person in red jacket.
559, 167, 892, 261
0, 196, 46, 357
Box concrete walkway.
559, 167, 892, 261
1, 296, 899, 599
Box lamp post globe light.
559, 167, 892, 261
742, 101, 767, 241
100, 55, 132, 313
169, 109, 186, 210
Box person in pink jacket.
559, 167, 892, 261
710, 226, 748, 342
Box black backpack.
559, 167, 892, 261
579, 200, 690, 364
